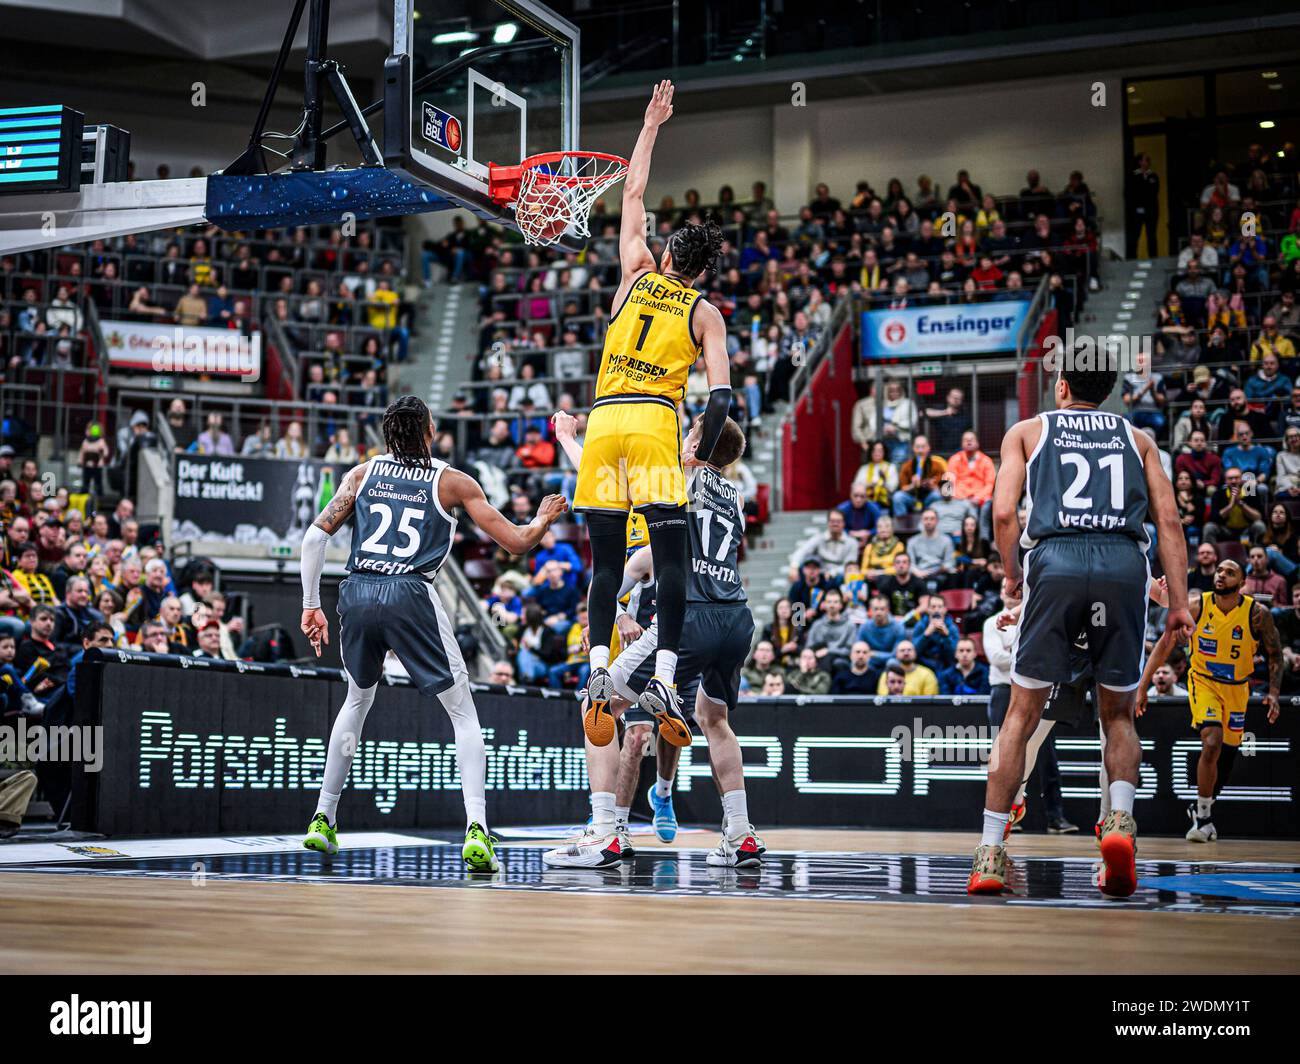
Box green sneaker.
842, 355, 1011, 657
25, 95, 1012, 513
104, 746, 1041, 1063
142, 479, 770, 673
462, 822, 500, 872
304, 812, 338, 855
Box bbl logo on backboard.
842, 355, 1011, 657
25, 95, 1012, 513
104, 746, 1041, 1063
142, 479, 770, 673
421, 103, 462, 154
879, 318, 907, 347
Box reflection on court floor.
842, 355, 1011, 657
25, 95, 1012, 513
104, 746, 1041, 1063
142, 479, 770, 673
4, 840, 1298, 917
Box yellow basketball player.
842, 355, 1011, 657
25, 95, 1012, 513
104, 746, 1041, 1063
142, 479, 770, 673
575, 80, 732, 751
1137, 559, 1281, 842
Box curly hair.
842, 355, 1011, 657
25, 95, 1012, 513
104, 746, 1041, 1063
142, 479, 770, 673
382, 395, 433, 467
665, 218, 723, 280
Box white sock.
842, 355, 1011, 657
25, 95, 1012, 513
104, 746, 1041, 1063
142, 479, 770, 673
981, 808, 1009, 847
438, 680, 488, 833
316, 678, 377, 825
614, 804, 630, 826
591, 791, 615, 827
1109, 780, 1136, 815
722, 790, 749, 834
655, 774, 673, 799
590, 645, 610, 671
1197, 796, 1214, 820
654, 650, 678, 686
316, 790, 341, 823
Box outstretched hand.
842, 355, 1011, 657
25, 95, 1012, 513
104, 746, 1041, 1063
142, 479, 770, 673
644, 80, 674, 128
537, 494, 570, 526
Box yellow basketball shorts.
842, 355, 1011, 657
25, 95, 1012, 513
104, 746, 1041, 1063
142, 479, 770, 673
1187, 672, 1249, 747
573, 395, 686, 512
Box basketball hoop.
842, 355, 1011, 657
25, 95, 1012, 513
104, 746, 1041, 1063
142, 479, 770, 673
489, 150, 629, 247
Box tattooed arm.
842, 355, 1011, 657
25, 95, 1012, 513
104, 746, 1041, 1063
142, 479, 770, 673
1251, 600, 1283, 724
300, 462, 367, 655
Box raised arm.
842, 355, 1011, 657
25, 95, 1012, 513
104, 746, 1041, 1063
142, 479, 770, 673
443, 467, 568, 557
616, 81, 674, 284
552, 410, 583, 468
688, 302, 734, 465
299, 461, 368, 655
1135, 595, 1201, 717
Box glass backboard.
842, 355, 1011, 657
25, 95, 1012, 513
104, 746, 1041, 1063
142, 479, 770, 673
386, 0, 578, 225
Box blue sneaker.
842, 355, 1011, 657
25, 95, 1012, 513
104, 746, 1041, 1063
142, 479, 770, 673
647, 782, 678, 843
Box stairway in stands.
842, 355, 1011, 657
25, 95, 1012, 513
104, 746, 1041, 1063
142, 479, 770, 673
739, 400, 826, 627
1081, 255, 1176, 411
401, 279, 479, 410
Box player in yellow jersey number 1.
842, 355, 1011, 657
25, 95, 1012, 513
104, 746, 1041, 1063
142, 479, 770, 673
575, 79, 733, 749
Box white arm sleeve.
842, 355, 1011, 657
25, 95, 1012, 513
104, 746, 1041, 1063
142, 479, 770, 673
300, 524, 331, 609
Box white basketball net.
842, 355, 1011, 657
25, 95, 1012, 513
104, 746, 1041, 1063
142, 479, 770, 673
514, 153, 628, 246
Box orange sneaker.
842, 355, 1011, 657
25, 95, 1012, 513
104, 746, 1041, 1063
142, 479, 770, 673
1097, 810, 1138, 897
967, 843, 1007, 894
582, 669, 616, 747
1003, 801, 1027, 840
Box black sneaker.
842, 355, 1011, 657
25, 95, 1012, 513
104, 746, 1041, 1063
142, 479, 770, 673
638, 676, 692, 747
1046, 816, 1079, 834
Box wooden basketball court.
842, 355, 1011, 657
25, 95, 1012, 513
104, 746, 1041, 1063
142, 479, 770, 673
4, 829, 1297, 974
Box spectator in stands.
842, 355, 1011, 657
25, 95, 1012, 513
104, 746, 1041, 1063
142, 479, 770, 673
805, 587, 857, 674
159, 595, 191, 653
1213, 388, 1273, 446
276, 421, 309, 459
531, 529, 583, 590
859, 513, 904, 582
137, 620, 169, 655
1276, 429, 1300, 499
324, 427, 359, 464
764, 598, 804, 667
1263, 504, 1300, 579
11, 544, 56, 607
761, 672, 787, 696
49, 541, 87, 600
1273, 583, 1300, 651
1178, 232, 1219, 274
852, 380, 915, 465
1122, 358, 1167, 434
939, 637, 991, 695
878, 552, 923, 618
1245, 352, 1293, 417
192, 621, 224, 660
875, 639, 938, 695
946, 430, 995, 517
1245, 546, 1288, 604
836, 485, 881, 548
166, 398, 197, 452
786, 647, 831, 696
1147, 663, 1187, 699
51, 574, 103, 649
788, 557, 835, 623
790, 510, 859, 582
930, 474, 976, 538
1253, 316, 1297, 369
923, 388, 971, 455
830, 640, 880, 696
893, 435, 946, 516
77, 423, 109, 498
175, 283, 208, 327
195, 413, 235, 456
15, 605, 68, 687
1187, 542, 1219, 595
741, 641, 778, 693
526, 560, 581, 632
906, 509, 957, 589
954, 514, 992, 586
489, 660, 516, 685
852, 440, 900, 509
1220, 424, 1275, 495
910, 594, 960, 673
